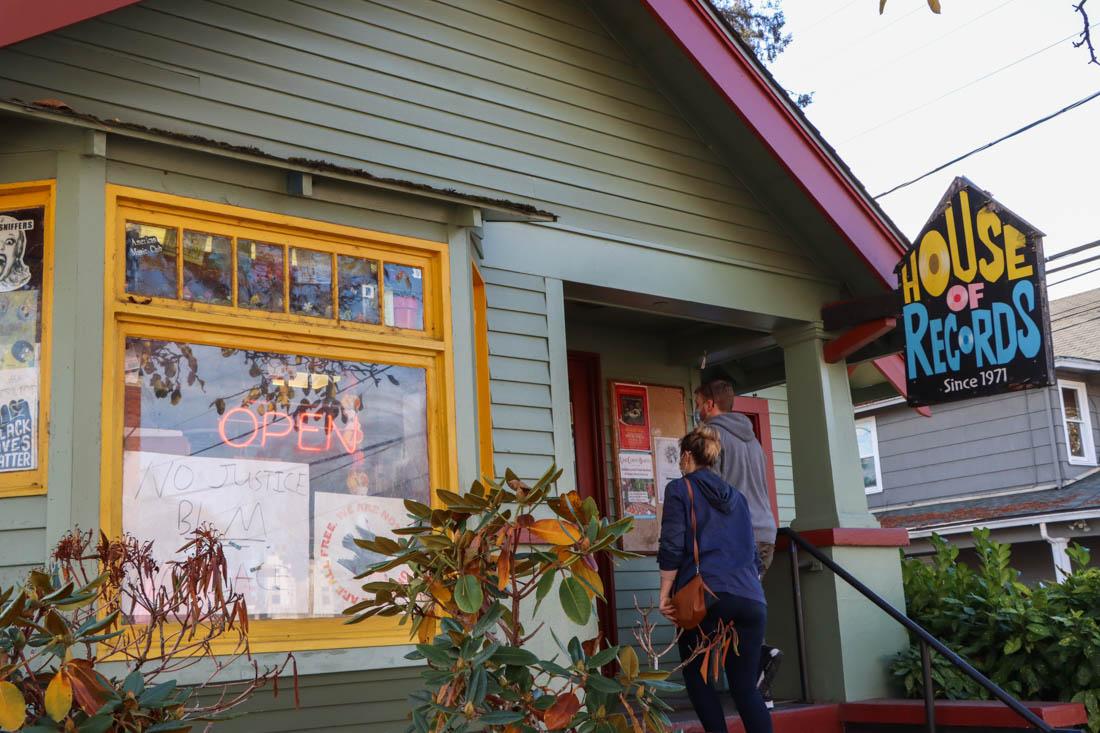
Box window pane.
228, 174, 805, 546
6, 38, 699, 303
1063, 387, 1081, 420
861, 457, 877, 490
0, 205, 45, 473
121, 337, 430, 620
125, 222, 178, 299
855, 424, 874, 459
383, 263, 424, 330
337, 256, 380, 325
181, 230, 232, 305
237, 240, 284, 312
1068, 422, 1085, 458
289, 248, 333, 318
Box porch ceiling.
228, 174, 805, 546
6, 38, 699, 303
563, 288, 787, 393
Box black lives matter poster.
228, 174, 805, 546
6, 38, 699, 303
895, 178, 1054, 406
0, 206, 44, 472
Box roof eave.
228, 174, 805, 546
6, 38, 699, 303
0, 99, 556, 223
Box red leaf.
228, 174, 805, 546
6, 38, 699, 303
65, 659, 111, 715
544, 692, 580, 730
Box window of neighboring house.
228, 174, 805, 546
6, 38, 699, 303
1059, 379, 1097, 465
0, 181, 54, 498
104, 185, 454, 653
855, 416, 884, 494
471, 262, 494, 478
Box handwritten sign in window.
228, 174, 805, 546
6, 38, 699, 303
121, 337, 430, 619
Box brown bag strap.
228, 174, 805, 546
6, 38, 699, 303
684, 477, 701, 575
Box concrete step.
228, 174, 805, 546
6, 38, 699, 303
666, 697, 1086, 733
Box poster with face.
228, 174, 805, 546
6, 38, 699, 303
0, 207, 43, 474
311, 493, 408, 616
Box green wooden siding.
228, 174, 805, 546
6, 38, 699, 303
0, 496, 46, 588
483, 267, 555, 481
199, 667, 422, 732
0, 0, 821, 287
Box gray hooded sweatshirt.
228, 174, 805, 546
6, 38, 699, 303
706, 412, 777, 545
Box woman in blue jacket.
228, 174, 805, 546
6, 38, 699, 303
657, 426, 772, 733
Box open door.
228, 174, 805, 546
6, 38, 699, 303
567, 351, 617, 646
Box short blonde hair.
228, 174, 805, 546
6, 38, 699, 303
680, 425, 721, 468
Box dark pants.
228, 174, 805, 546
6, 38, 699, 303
678, 593, 773, 733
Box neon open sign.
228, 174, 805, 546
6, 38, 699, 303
217, 406, 364, 454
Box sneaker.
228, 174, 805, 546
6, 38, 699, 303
758, 646, 783, 710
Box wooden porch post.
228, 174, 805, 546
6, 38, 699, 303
772, 322, 909, 703
778, 323, 877, 530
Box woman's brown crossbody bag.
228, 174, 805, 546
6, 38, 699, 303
670, 477, 716, 630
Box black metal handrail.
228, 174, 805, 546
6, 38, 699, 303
779, 527, 1080, 733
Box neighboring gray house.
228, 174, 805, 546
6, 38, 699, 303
858, 288, 1100, 582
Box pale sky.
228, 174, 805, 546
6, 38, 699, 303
767, 0, 1100, 300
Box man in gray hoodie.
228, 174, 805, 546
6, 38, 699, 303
693, 380, 777, 569
694, 379, 782, 707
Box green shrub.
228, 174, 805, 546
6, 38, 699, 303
894, 529, 1100, 730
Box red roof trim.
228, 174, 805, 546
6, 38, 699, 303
641, 0, 905, 288
0, 1, 143, 48
775, 528, 910, 550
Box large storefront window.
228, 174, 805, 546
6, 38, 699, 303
0, 182, 52, 496
122, 339, 429, 619
105, 186, 452, 650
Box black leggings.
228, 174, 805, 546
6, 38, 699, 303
677, 593, 773, 733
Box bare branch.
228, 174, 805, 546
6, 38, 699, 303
1075, 1, 1100, 66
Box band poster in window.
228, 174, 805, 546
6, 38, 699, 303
125, 222, 177, 300
0, 206, 44, 473
383, 263, 424, 330
120, 338, 431, 619
613, 382, 651, 452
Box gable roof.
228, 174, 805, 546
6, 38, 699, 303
1050, 288, 1100, 361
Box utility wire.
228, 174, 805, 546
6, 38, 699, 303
800, 0, 861, 32
841, 22, 1098, 144
1051, 308, 1100, 332
1047, 238, 1100, 262
1047, 251, 1100, 276
875, 87, 1100, 199
1048, 263, 1100, 290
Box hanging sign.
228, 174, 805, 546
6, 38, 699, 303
896, 177, 1054, 406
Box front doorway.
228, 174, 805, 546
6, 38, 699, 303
567, 350, 618, 646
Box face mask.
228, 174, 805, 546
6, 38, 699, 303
693, 409, 704, 425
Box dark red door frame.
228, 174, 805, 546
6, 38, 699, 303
567, 351, 618, 647
731, 395, 780, 524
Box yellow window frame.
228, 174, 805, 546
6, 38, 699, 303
101, 185, 458, 653
471, 262, 494, 478
0, 180, 55, 498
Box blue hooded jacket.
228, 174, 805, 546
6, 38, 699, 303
657, 468, 765, 605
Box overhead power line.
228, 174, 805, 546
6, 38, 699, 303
842, 22, 1099, 145
1047, 238, 1100, 262
875, 87, 1100, 199
1046, 251, 1100, 276
1048, 262, 1100, 290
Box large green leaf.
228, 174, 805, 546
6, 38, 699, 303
454, 575, 484, 614
558, 577, 591, 626
491, 646, 538, 667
